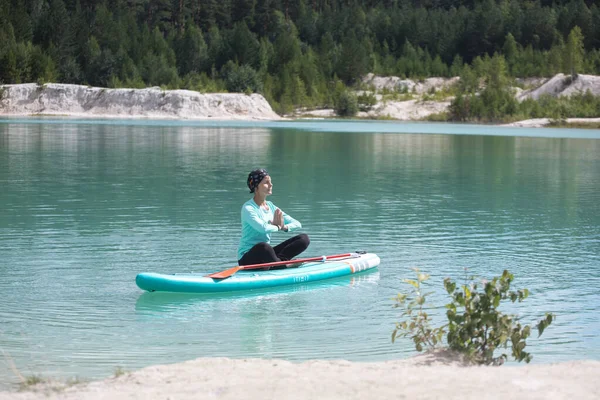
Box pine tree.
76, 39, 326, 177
228, 21, 260, 68
254, 0, 275, 37
206, 26, 226, 70
10, 2, 33, 42
271, 18, 301, 73
257, 37, 274, 78
0, 46, 18, 84
503, 33, 518, 76
343, 35, 370, 83
297, 46, 320, 98
176, 23, 209, 75
317, 31, 337, 78
145, 0, 173, 33
231, 0, 255, 27
591, 5, 600, 49
565, 25, 585, 78
172, 0, 193, 34
450, 54, 463, 77
487, 53, 509, 91
30, 44, 58, 83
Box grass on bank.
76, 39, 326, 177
114, 366, 129, 378
19, 375, 46, 390
16, 375, 89, 393
14, 367, 127, 393
2, 353, 127, 393
12, 369, 127, 393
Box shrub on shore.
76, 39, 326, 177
335, 91, 358, 117
393, 269, 554, 365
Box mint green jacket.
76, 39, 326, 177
237, 199, 302, 260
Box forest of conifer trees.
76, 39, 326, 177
1, 0, 599, 115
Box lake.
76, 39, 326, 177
0, 118, 599, 388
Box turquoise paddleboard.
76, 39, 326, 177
136, 252, 380, 293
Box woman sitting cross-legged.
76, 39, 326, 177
237, 169, 310, 269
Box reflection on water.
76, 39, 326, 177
2, 117, 600, 139
0, 120, 599, 388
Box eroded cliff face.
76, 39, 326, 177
517, 74, 600, 100
0, 84, 281, 120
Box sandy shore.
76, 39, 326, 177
504, 118, 600, 128
3, 73, 600, 124
1, 353, 598, 400
3, 82, 600, 126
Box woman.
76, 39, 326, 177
238, 168, 310, 267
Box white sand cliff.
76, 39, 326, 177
1, 353, 598, 400
296, 99, 450, 120
360, 99, 451, 120
2, 74, 600, 125
517, 73, 600, 100
362, 73, 460, 94
0, 83, 280, 120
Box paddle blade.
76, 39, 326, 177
207, 266, 242, 279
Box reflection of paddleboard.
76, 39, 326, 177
136, 253, 380, 294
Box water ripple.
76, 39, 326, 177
1, 122, 599, 388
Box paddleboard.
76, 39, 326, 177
136, 252, 380, 293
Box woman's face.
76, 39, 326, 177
256, 175, 273, 196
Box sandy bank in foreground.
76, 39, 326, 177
2, 354, 598, 400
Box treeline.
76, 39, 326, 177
448, 47, 600, 123
1, 0, 600, 113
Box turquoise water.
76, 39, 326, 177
0, 119, 599, 388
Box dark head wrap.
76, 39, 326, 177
247, 168, 269, 193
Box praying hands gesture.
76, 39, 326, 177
272, 208, 287, 231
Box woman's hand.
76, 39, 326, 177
273, 208, 285, 230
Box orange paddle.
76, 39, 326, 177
207, 253, 354, 280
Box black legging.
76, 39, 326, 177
238, 234, 310, 267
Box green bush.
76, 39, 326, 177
448, 93, 474, 121
392, 269, 444, 351
423, 112, 449, 122
357, 92, 377, 112
335, 91, 358, 117
393, 269, 554, 365
222, 62, 262, 94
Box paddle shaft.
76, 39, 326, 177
207, 253, 354, 279
238, 253, 353, 271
